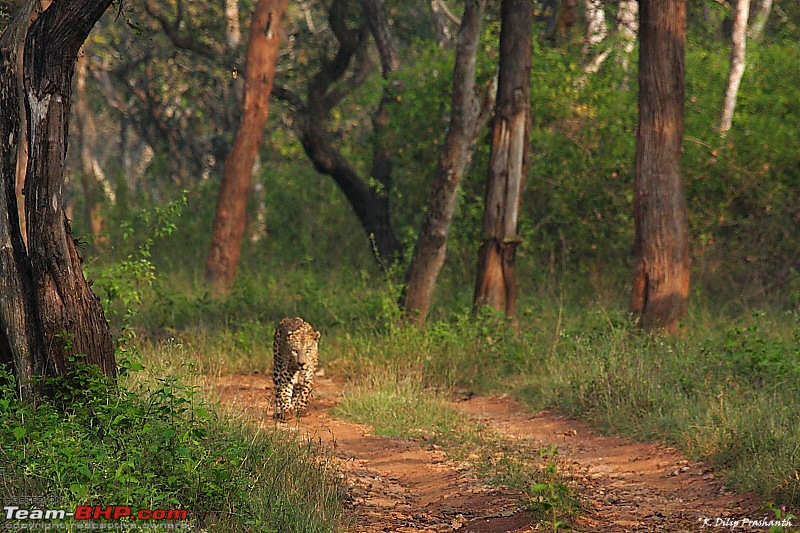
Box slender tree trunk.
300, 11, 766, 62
720, 0, 750, 136
748, 0, 772, 40
430, 0, 454, 46
225, 0, 241, 49
205, 0, 288, 294
582, 0, 606, 55
75, 51, 111, 248
630, 0, 690, 332
362, 0, 400, 268
617, 0, 638, 76
473, 0, 533, 320
401, 0, 486, 326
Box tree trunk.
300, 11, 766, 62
748, 0, 772, 40
273, 0, 404, 266
582, 0, 607, 55
630, 0, 690, 333
75, 51, 111, 248
224, 0, 241, 49
720, 0, 750, 136
473, 0, 533, 320
616, 0, 638, 76
22, 0, 116, 377
401, 0, 486, 326
205, 0, 288, 294
0, 1, 41, 399
362, 0, 400, 268
430, 0, 455, 47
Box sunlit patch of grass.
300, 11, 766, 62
334, 366, 580, 529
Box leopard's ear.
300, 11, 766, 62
314, 331, 321, 341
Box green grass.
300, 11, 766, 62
0, 362, 347, 533
122, 265, 800, 509
333, 367, 580, 530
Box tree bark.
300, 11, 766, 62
22, 0, 116, 377
430, 0, 455, 47
205, 0, 288, 294
720, 0, 750, 136
616, 0, 638, 76
0, 0, 41, 399
748, 0, 772, 40
473, 0, 533, 320
401, 0, 486, 326
582, 0, 607, 55
75, 51, 111, 248
630, 0, 690, 332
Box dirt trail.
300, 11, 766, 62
212, 374, 764, 532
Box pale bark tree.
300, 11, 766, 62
0, 0, 116, 400
630, 0, 690, 332
582, 0, 607, 55
617, 0, 638, 72
580, 0, 637, 78
431, 0, 459, 46
748, 0, 772, 40
401, 0, 488, 326
205, 0, 288, 294
473, 0, 533, 320
224, 0, 241, 49
720, 0, 750, 136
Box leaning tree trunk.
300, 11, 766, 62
748, 0, 772, 40
401, 0, 487, 326
205, 0, 288, 294
473, 0, 533, 320
720, 0, 750, 136
630, 0, 690, 333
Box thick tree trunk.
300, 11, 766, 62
720, 0, 750, 136
473, 0, 533, 320
401, 0, 486, 326
0, 2, 41, 398
205, 0, 288, 294
630, 0, 690, 332
22, 0, 116, 377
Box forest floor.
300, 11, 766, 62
212, 373, 768, 532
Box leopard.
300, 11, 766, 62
271, 317, 320, 421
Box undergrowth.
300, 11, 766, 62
0, 360, 346, 532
